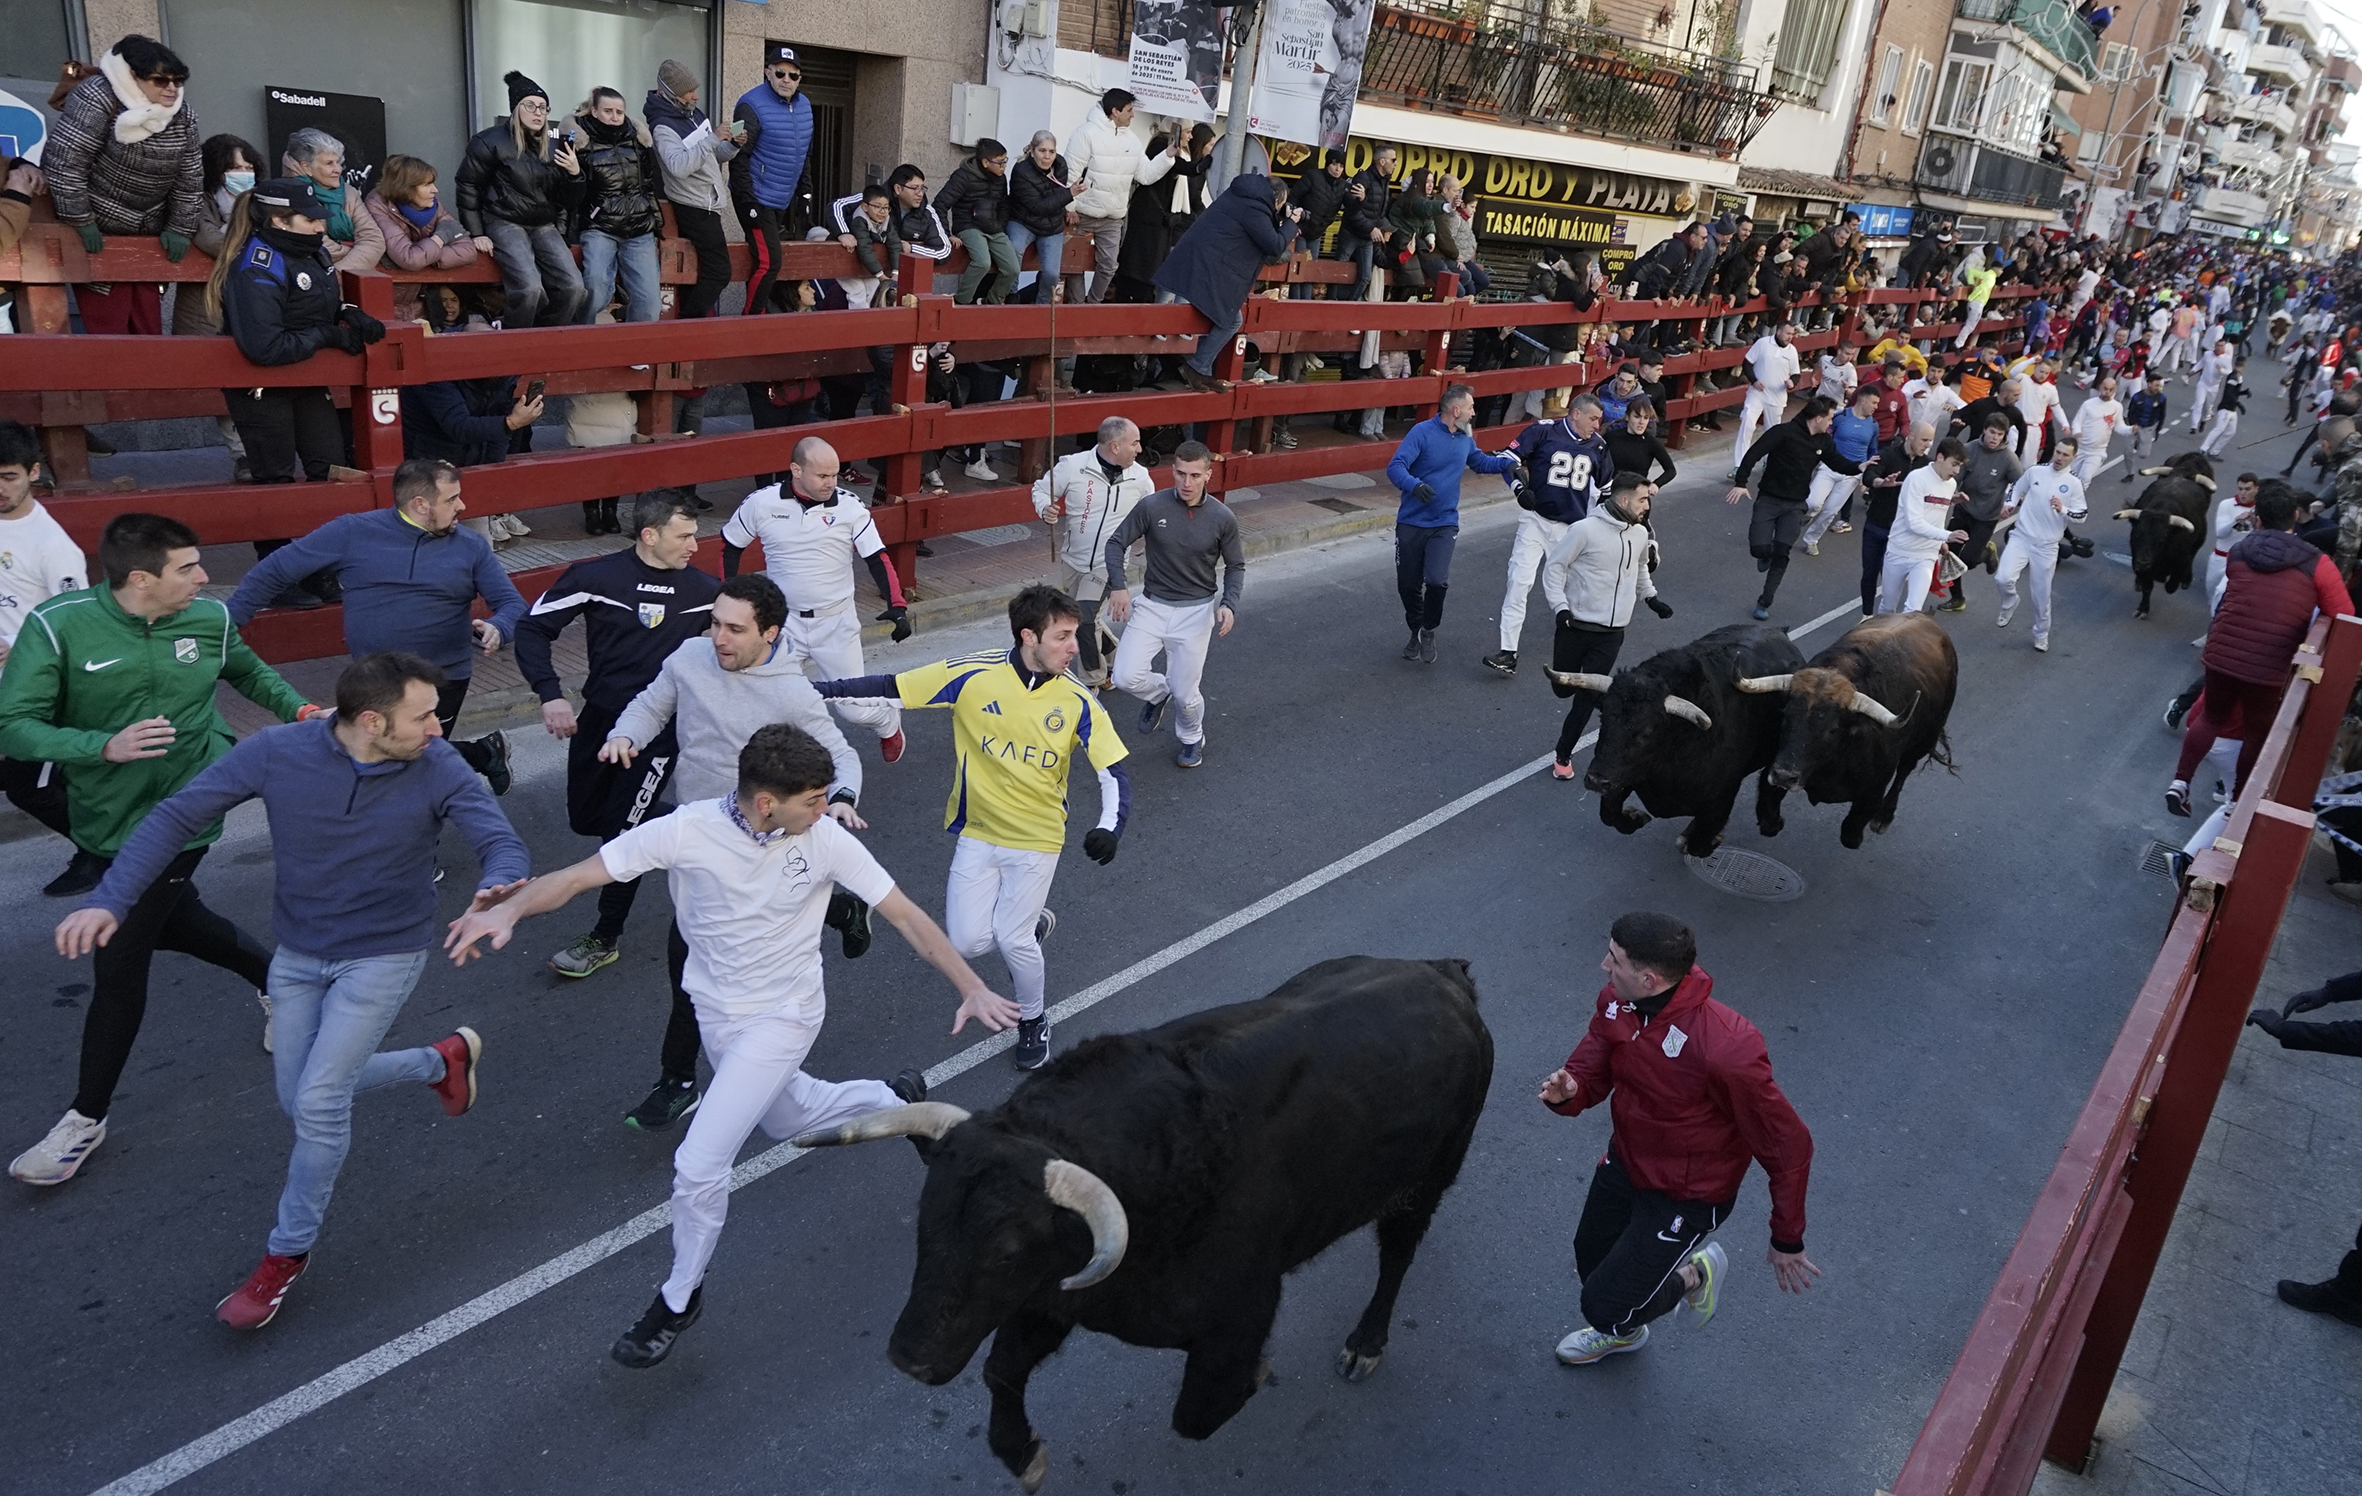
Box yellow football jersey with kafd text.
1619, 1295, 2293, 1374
893, 650, 1128, 854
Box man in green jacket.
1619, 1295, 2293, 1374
1, 513, 322, 1187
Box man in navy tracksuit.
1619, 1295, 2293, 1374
228, 458, 527, 790
732, 41, 815, 315
1385, 384, 1523, 663
1484, 394, 1614, 676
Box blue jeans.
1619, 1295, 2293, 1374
579, 229, 660, 323
1331, 235, 1378, 299
267, 947, 439, 1256
1188, 301, 1245, 377
1006, 222, 1066, 300
485, 219, 585, 327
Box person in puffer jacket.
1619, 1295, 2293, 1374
645, 58, 740, 321
44, 35, 204, 335
1062, 88, 1175, 304
732, 42, 817, 316
570, 88, 664, 323
1006, 131, 1083, 304
936, 140, 1019, 305
362, 154, 480, 325
1030, 416, 1154, 684
455, 69, 587, 327
2167, 484, 2354, 815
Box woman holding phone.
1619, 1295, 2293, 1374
455, 69, 586, 327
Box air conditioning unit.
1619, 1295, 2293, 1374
1918, 136, 1975, 195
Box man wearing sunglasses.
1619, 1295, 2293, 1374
731, 43, 815, 315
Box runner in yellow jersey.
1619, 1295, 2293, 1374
815, 584, 1129, 1069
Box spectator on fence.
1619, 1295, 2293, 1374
1032, 416, 1153, 687
645, 59, 740, 322
567, 323, 640, 537
839, 180, 899, 313
1153, 171, 1300, 394
936, 138, 1019, 306
732, 43, 816, 316
887, 161, 952, 267
171, 134, 261, 475
0, 158, 41, 330
1628, 222, 1703, 304
1509, 254, 1595, 421
1292, 149, 1351, 266
1710, 233, 1761, 346
1112, 131, 1183, 303
1007, 130, 1082, 305
46, 35, 203, 336
1064, 88, 1175, 305
363, 153, 480, 326
281, 128, 382, 274
569, 88, 663, 325
1334, 145, 1395, 301
1385, 167, 1449, 296
456, 70, 587, 328
1435, 175, 1486, 296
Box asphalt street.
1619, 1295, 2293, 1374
5, 367, 2321, 1496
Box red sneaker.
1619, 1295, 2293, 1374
880, 728, 907, 764
217, 1252, 309, 1329
1550, 758, 1576, 781
429, 1027, 482, 1117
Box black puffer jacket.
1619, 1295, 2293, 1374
571, 111, 661, 239
1292, 167, 1352, 244
454, 119, 587, 234
1009, 155, 1080, 236
935, 158, 1011, 236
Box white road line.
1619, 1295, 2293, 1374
87, 599, 1862, 1496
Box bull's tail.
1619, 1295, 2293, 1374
1930, 728, 1957, 773
1426, 958, 1478, 1002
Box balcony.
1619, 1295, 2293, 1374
2193, 184, 2272, 225
2214, 26, 2253, 74
2324, 56, 2361, 94
1355, 4, 1781, 159
2249, 41, 2314, 87
2259, 0, 2328, 45
1954, 0, 2099, 85
1916, 134, 2069, 210
2217, 137, 2286, 173
2230, 93, 2299, 133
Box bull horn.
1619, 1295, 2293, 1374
1044, 1159, 1129, 1290
2113, 508, 2143, 520
1845, 691, 1902, 727
1733, 673, 1794, 694
792, 1101, 971, 1149
2137, 466, 2171, 476
2167, 514, 2196, 532
1545, 669, 1614, 693
1662, 694, 1713, 730
2192, 474, 2216, 491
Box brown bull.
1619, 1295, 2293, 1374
1743, 613, 1958, 849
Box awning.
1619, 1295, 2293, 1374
2049, 104, 2082, 137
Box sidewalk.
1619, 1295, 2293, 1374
2029, 844, 2362, 1496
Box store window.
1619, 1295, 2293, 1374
471, 0, 712, 130
2, 0, 77, 89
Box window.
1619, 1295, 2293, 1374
1869, 44, 1904, 126
1902, 58, 1934, 133
2100, 41, 2136, 84
470, 0, 712, 133
1769, 0, 1855, 104
1933, 57, 1991, 133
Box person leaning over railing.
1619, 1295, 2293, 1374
281, 127, 382, 275
456, 70, 587, 328
645, 59, 741, 324
363, 154, 480, 326
44, 35, 204, 336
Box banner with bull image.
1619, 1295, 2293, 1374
1244, 0, 1378, 148
1128, 0, 1228, 122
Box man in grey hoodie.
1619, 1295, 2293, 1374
599, 574, 863, 1128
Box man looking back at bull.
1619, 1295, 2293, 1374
1541, 912, 1817, 1365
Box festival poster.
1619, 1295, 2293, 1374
1128, 0, 1226, 122
1244, 0, 1375, 148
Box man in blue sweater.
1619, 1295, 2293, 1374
57, 652, 529, 1331
1385, 384, 1523, 663
229, 458, 528, 792
1801, 384, 1882, 555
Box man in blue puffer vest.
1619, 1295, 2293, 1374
731, 42, 815, 315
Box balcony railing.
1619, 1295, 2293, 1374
1918, 134, 2069, 210
1956, 0, 2100, 81
2249, 41, 2314, 86
1356, 3, 1781, 159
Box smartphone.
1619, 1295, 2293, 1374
523, 378, 546, 403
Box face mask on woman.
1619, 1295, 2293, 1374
224, 170, 256, 195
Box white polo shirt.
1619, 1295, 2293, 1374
1745, 334, 1800, 392
0, 501, 88, 648
721, 483, 887, 611
601, 798, 896, 1024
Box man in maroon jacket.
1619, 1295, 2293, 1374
1540, 912, 1818, 1364
2168, 485, 2355, 817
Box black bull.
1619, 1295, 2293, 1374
1567, 623, 1806, 856
795, 957, 1493, 1493
2117, 452, 2216, 618
1743, 612, 1959, 848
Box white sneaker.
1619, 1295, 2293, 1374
500, 514, 532, 538
1803, 539, 1819, 557
963, 459, 998, 483
1555, 1322, 1649, 1364
1996, 603, 2015, 628
1249, 368, 1278, 383
11, 1109, 107, 1186
2033, 635, 2050, 653
259, 991, 275, 1054
1683, 1241, 1728, 1326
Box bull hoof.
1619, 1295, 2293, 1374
2133, 606, 2149, 620
1336, 1346, 1384, 1383
1869, 816, 1893, 835
1757, 815, 1785, 838
1017, 1439, 1049, 1494
1840, 825, 1865, 850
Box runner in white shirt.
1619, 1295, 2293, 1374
1877, 440, 1969, 615
1994, 438, 2088, 651
720, 435, 911, 761
1907, 364, 1965, 436
1732, 321, 1803, 477
2010, 362, 2067, 465
0, 422, 87, 844
446, 723, 1016, 1371
2185, 341, 2234, 432
1813, 344, 1858, 407
2205, 472, 2259, 606
2066, 373, 2122, 488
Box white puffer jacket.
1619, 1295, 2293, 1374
1540, 506, 1659, 627
1063, 111, 1175, 221
1032, 447, 1153, 593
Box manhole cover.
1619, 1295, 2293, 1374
1307, 496, 1369, 514
949, 523, 1038, 548
1684, 846, 1807, 901
2139, 839, 2183, 879
1305, 472, 1377, 490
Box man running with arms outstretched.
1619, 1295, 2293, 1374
814, 584, 1130, 1071
447, 724, 1016, 1369
1541, 912, 1817, 1365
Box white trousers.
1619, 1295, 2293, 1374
1112, 594, 1218, 745
1498, 510, 1573, 651
1953, 299, 1988, 349
1877, 551, 1938, 615
663, 1006, 898, 1311
781, 598, 900, 739
2069, 448, 2108, 489
2200, 409, 2238, 458
947, 836, 1059, 1019
1994, 531, 2059, 641
1732, 386, 1784, 472
2187, 379, 2222, 431
1801, 467, 1860, 547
